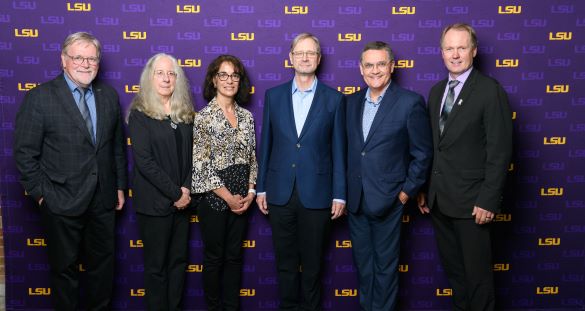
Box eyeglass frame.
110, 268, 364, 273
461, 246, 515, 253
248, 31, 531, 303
216, 72, 241, 82
361, 61, 393, 71
65, 54, 100, 66
153, 70, 178, 79
291, 50, 320, 59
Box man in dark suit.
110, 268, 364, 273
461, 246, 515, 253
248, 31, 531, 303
14, 32, 127, 310
256, 33, 346, 311
346, 41, 433, 311
418, 24, 513, 310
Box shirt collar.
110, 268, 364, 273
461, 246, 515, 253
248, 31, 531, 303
209, 96, 240, 113
449, 66, 473, 85
292, 77, 318, 95
63, 72, 93, 94
365, 82, 391, 105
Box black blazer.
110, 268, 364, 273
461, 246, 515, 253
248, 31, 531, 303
128, 110, 193, 216
426, 68, 513, 218
14, 74, 127, 216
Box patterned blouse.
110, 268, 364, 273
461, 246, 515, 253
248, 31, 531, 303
191, 97, 258, 195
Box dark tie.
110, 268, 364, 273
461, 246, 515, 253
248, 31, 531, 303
77, 87, 95, 144
439, 80, 460, 134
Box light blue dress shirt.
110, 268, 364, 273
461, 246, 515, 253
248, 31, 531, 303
362, 83, 390, 140
291, 78, 317, 136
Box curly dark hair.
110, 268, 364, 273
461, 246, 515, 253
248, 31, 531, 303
203, 55, 251, 104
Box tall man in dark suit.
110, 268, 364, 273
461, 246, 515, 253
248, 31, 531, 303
256, 33, 346, 311
417, 24, 513, 310
14, 32, 127, 310
346, 41, 433, 311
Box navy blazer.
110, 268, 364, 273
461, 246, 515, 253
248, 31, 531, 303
346, 82, 432, 216
257, 80, 346, 209
14, 74, 127, 216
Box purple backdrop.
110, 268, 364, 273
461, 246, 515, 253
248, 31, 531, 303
1, 0, 584, 310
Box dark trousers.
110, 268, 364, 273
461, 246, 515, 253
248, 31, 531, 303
137, 210, 190, 311
40, 191, 115, 311
349, 199, 403, 311
431, 203, 495, 311
268, 189, 332, 311
198, 198, 248, 311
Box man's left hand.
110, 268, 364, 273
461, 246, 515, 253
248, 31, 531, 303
331, 201, 345, 219
116, 190, 125, 210
472, 206, 494, 225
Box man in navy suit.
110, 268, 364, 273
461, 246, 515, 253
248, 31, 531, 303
14, 32, 127, 310
418, 23, 512, 310
256, 33, 346, 311
346, 41, 432, 311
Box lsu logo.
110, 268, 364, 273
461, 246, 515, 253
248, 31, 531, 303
536, 286, 559, 295
242, 240, 255, 248
494, 214, 512, 222
67, 3, 91, 11
240, 289, 256, 296
337, 86, 361, 95
231, 33, 254, 41
284, 59, 293, 68
186, 264, 203, 273
335, 289, 357, 297
249, 86, 255, 94
549, 32, 572, 40
190, 215, 199, 223
546, 85, 569, 93
127, 189, 133, 197
395, 60, 414, 68
130, 289, 145, 296
28, 288, 51, 296
436, 288, 453, 296
14, 28, 38, 37
129, 240, 144, 248
178, 59, 201, 67
498, 5, 521, 14
176, 5, 200, 13
284, 5, 308, 14
79, 264, 85, 272
543, 137, 566, 145
123, 31, 147, 40
493, 263, 510, 271
402, 215, 410, 223
538, 238, 561, 246
392, 6, 415, 15
540, 187, 564, 196
27, 238, 46, 247
399, 264, 409, 272
496, 59, 519, 67
335, 240, 352, 248
125, 85, 140, 93
338, 33, 361, 42
18, 83, 38, 91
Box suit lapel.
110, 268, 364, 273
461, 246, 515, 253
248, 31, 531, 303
431, 79, 447, 143
353, 90, 367, 146
364, 83, 399, 146
55, 75, 95, 145
298, 82, 323, 140
93, 84, 105, 147
441, 69, 477, 136
283, 81, 298, 140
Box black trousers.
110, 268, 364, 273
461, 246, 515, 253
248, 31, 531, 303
268, 189, 332, 311
137, 210, 190, 311
198, 197, 249, 311
431, 203, 495, 311
40, 190, 115, 311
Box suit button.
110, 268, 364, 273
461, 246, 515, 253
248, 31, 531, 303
433, 170, 439, 175
438, 148, 442, 152
296, 143, 301, 148
91, 172, 97, 176
292, 164, 296, 168
361, 152, 366, 156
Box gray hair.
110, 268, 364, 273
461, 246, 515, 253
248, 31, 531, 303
62, 32, 101, 58
360, 41, 394, 63
129, 53, 195, 124
290, 32, 321, 53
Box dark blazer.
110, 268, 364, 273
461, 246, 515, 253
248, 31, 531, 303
14, 74, 127, 216
346, 82, 433, 216
257, 80, 346, 209
427, 68, 513, 218
128, 110, 193, 216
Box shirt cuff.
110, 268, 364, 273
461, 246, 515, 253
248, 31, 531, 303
257, 192, 266, 196
333, 199, 346, 204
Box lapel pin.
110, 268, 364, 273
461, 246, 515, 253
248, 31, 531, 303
457, 99, 463, 106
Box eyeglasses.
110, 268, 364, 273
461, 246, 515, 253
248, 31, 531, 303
154, 70, 177, 79
362, 61, 390, 71
216, 72, 241, 82
65, 54, 100, 66
291, 51, 319, 59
